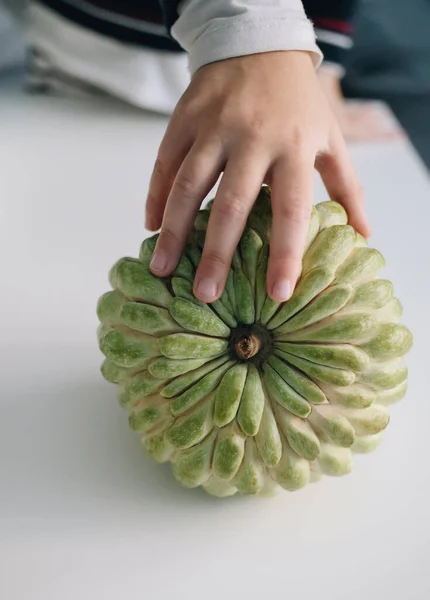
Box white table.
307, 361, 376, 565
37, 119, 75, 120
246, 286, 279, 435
1, 87, 429, 600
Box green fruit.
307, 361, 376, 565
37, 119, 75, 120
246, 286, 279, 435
234, 269, 255, 325
234, 438, 267, 495
254, 400, 283, 468
120, 302, 181, 336
274, 284, 353, 334
160, 356, 230, 398
255, 245, 269, 322
128, 394, 171, 433
109, 257, 172, 307
304, 206, 321, 251
98, 326, 159, 368
169, 297, 231, 337
263, 363, 311, 418
240, 229, 263, 294
97, 186, 412, 497
214, 364, 248, 427
267, 267, 335, 330
316, 200, 348, 230
158, 333, 228, 360
274, 407, 320, 460
166, 393, 215, 449
318, 444, 352, 476
170, 361, 233, 416
269, 354, 326, 404
213, 423, 246, 480
308, 404, 355, 447
237, 365, 265, 436
172, 431, 216, 488
271, 439, 310, 491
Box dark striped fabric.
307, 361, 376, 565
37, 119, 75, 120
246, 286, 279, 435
37, 0, 183, 52
305, 0, 358, 65
305, 0, 358, 24
36, 0, 359, 66
159, 0, 179, 30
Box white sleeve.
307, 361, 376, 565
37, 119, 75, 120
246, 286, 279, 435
172, 0, 322, 74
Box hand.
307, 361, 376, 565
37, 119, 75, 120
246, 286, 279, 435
318, 68, 404, 141
146, 51, 370, 304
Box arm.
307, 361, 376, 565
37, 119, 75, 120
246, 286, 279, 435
148, 0, 370, 303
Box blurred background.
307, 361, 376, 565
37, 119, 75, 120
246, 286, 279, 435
342, 0, 430, 167
1, 0, 429, 167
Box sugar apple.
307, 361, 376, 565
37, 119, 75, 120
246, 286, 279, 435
97, 187, 412, 497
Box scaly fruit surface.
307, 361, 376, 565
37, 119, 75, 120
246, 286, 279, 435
97, 187, 412, 497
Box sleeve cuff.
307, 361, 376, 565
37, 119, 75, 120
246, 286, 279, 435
173, 14, 322, 75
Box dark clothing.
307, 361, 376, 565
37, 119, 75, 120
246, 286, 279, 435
36, 0, 183, 52
306, 0, 359, 65
159, 0, 179, 30
35, 0, 359, 68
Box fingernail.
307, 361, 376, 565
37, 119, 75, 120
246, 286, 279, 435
271, 279, 292, 302
150, 250, 167, 273
196, 278, 217, 301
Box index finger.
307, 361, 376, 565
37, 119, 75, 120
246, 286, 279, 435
194, 152, 269, 302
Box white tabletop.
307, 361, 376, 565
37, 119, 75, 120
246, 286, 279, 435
0, 87, 429, 600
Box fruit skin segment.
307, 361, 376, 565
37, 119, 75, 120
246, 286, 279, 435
97, 187, 412, 497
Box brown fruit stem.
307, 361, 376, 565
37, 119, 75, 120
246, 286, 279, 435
234, 334, 262, 360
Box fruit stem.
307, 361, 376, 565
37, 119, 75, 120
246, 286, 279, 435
234, 334, 262, 360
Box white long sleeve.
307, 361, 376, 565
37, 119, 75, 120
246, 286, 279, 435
172, 0, 323, 74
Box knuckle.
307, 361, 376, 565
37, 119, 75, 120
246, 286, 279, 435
286, 128, 315, 158
201, 249, 228, 270
177, 93, 203, 121
159, 226, 182, 248
215, 190, 248, 220
173, 173, 199, 200
216, 105, 235, 129
276, 201, 312, 224
287, 126, 303, 148
243, 123, 266, 147
271, 249, 303, 265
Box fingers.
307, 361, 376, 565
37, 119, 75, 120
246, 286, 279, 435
150, 140, 223, 276
317, 126, 371, 237
145, 117, 194, 232
194, 153, 269, 303
267, 153, 315, 302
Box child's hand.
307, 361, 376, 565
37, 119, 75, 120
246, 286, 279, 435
146, 51, 370, 303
